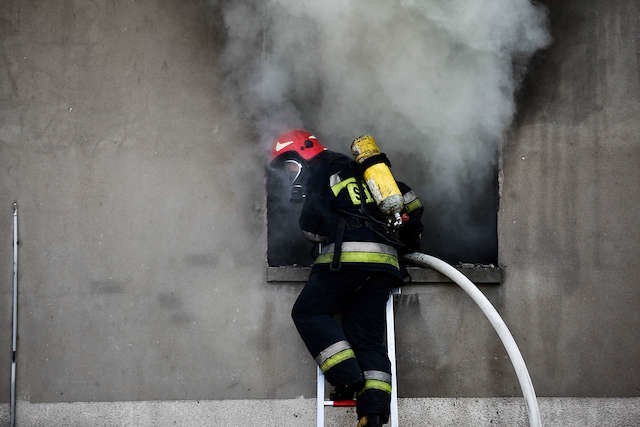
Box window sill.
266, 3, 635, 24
266, 264, 503, 284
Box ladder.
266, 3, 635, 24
316, 288, 400, 427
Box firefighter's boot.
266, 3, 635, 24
330, 383, 359, 401
357, 415, 384, 427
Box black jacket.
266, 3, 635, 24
299, 151, 423, 277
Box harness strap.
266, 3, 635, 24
330, 216, 346, 271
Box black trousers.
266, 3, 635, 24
291, 267, 398, 420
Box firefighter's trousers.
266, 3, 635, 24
292, 267, 398, 421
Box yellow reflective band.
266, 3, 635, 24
362, 379, 392, 394
316, 340, 351, 365
315, 252, 399, 269
331, 177, 357, 196
320, 349, 355, 372
405, 198, 423, 213
322, 242, 397, 256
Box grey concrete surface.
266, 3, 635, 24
500, 0, 640, 396
0, 0, 638, 416
1, 398, 639, 427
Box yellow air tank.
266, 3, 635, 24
351, 135, 404, 226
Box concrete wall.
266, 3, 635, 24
0, 0, 289, 403
0, 0, 639, 424
500, 0, 640, 396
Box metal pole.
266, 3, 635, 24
10, 202, 18, 427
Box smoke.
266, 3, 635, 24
212, 0, 550, 262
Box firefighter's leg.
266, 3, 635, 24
342, 273, 396, 424
291, 269, 364, 387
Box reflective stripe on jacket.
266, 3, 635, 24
402, 190, 423, 213
315, 242, 399, 270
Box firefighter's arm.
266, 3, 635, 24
299, 192, 324, 241
299, 174, 333, 242
398, 183, 424, 252
396, 183, 424, 284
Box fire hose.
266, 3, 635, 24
402, 252, 542, 427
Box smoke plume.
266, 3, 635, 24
212, 0, 550, 263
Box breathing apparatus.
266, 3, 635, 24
351, 135, 404, 227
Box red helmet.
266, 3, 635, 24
271, 129, 326, 162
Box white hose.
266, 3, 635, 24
403, 252, 541, 427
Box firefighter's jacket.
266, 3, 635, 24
300, 151, 424, 278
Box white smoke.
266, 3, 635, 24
212, 0, 550, 260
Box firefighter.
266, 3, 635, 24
270, 129, 423, 427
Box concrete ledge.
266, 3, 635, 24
2, 397, 638, 426
266, 265, 503, 284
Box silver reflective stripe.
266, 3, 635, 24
364, 370, 392, 383
315, 340, 352, 365
321, 242, 397, 257
329, 173, 342, 187
403, 190, 417, 204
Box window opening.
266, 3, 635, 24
266, 155, 500, 278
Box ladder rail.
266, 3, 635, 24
386, 288, 400, 427
317, 366, 325, 427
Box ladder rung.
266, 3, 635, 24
324, 399, 357, 407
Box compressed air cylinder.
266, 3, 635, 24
351, 135, 404, 224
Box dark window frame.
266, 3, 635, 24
265, 166, 503, 285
